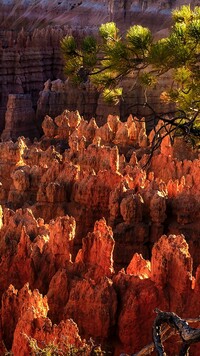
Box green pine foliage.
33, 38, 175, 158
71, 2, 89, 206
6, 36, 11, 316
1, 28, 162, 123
61, 5, 200, 118
126, 25, 152, 53
99, 22, 119, 41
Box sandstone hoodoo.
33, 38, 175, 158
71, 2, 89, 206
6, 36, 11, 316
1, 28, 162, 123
0, 1, 200, 355
0, 107, 199, 354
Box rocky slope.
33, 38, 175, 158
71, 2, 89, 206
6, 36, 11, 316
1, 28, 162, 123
0, 110, 200, 354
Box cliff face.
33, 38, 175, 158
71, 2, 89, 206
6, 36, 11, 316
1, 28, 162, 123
1, 94, 39, 140
36, 76, 174, 128
0, 0, 196, 138
0, 110, 200, 354
1, 0, 198, 30
0, 25, 67, 133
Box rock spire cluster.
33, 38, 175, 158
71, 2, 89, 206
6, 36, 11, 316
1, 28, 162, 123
0, 109, 200, 354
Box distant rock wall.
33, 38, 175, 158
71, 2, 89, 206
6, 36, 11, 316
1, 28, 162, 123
1, 94, 39, 141
0, 0, 198, 138
1, 0, 198, 30
36, 75, 174, 129
0, 26, 68, 133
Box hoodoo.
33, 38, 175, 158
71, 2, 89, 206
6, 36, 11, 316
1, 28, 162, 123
0, 1, 200, 355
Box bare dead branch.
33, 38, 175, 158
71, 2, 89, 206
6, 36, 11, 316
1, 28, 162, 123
120, 310, 200, 356
127, 102, 200, 168
153, 309, 200, 356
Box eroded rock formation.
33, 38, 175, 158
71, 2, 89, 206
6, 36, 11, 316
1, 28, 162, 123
2, 283, 84, 356
1, 94, 39, 141
0, 0, 196, 138
0, 109, 200, 354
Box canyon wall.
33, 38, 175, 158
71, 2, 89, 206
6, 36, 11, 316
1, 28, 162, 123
0, 110, 200, 354
0, 0, 198, 138
1, 3, 200, 352
1, 0, 198, 30
0, 25, 67, 133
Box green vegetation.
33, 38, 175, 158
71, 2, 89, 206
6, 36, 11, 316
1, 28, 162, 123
61, 5, 199, 113
25, 335, 105, 356
61, 5, 200, 148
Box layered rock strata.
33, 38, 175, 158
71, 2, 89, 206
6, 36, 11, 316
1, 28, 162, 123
0, 26, 67, 132
1, 94, 39, 141
0, 0, 195, 137
36, 77, 174, 129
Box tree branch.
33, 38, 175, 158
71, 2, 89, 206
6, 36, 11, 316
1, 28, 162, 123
153, 309, 200, 356
120, 310, 200, 356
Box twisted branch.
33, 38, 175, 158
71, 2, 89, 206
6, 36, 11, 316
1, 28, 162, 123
120, 310, 200, 356
128, 102, 200, 168
153, 309, 200, 356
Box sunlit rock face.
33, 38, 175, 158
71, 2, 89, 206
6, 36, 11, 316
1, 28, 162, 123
1, 283, 83, 356
0, 109, 200, 354
1, 110, 200, 268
